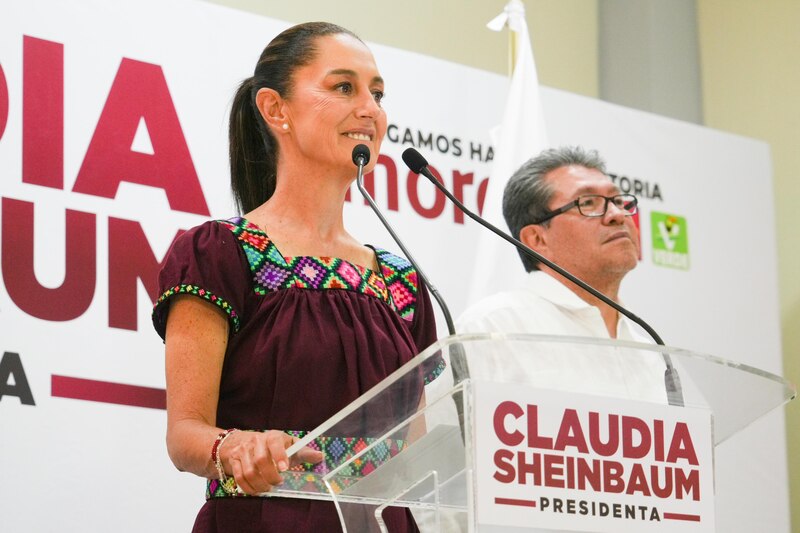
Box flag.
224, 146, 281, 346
465, 0, 549, 305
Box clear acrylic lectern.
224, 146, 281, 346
267, 334, 795, 532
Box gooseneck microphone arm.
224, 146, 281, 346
401, 147, 683, 406
402, 148, 661, 343
352, 144, 471, 439
351, 145, 456, 336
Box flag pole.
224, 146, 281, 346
508, 23, 517, 76
468, 0, 549, 303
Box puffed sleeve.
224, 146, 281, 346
152, 220, 249, 341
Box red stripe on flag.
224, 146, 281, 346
495, 498, 536, 508
51, 375, 166, 410
663, 513, 701, 522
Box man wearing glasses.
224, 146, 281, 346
457, 146, 667, 402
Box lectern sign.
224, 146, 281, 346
474, 383, 715, 532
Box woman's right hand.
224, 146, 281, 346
219, 430, 325, 495
164, 296, 324, 491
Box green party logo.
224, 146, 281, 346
651, 212, 689, 270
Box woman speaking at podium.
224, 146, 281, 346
152, 21, 439, 532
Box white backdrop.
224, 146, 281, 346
0, 1, 789, 531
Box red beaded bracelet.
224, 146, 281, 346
211, 428, 236, 463
211, 428, 238, 494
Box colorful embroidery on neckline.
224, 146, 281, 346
218, 217, 418, 322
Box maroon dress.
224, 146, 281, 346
153, 217, 441, 532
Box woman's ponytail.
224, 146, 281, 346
229, 77, 276, 214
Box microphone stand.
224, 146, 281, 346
403, 149, 684, 407
352, 145, 470, 441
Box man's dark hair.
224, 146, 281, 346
502, 146, 607, 272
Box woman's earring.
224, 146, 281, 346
282, 123, 289, 131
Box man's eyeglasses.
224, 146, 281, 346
532, 194, 638, 225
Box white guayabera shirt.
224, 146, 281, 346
456, 271, 669, 404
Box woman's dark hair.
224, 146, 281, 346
229, 22, 361, 213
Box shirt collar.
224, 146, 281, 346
524, 271, 643, 339
523, 270, 593, 311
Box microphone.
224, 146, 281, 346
352, 143, 370, 168
402, 147, 684, 407
352, 144, 470, 437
